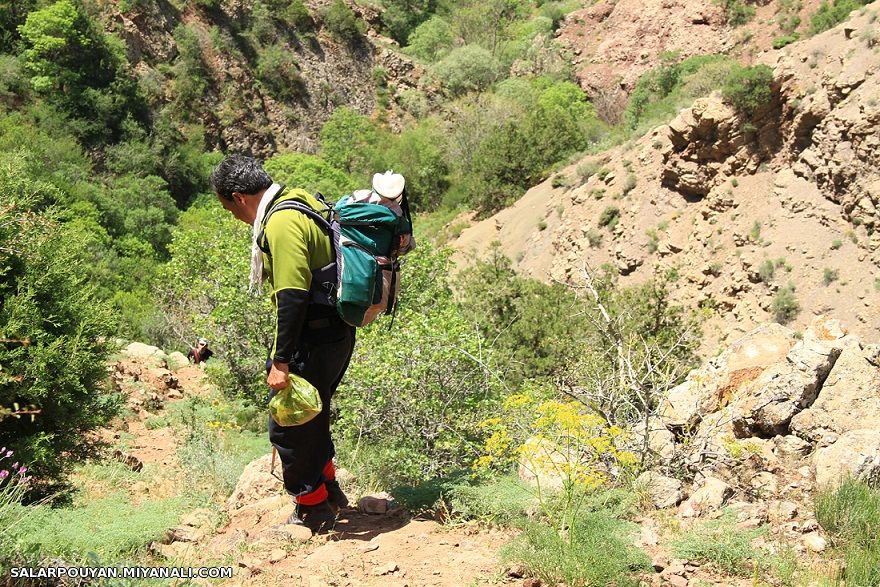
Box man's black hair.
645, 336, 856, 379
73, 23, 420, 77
210, 154, 273, 200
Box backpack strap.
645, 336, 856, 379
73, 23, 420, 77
258, 196, 342, 307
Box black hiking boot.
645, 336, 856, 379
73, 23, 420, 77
326, 479, 350, 510
287, 500, 338, 533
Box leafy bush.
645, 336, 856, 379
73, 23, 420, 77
721, 0, 756, 26
772, 34, 799, 48
809, 0, 871, 34
455, 246, 589, 384
256, 42, 307, 101
319, 107, 382, 176
334, 245, 505, 486
722, 64, 775, 117
823, 267, 839, 285
598, 205, 620, 228
381, 0, 436, 44
375, 120, 450, 211
17, 0, 145, 144
771, 283, 800, 324
322, 0, 366, 42
264, 152, 358, 198
0, 154, 121, 493
405, 15, 454, 62
758, 258, 776, 283
503, 507, 650, 586
433, 45, 502, 96
624, 53, 736, 130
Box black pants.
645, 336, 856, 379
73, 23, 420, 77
267, 318, 356, 498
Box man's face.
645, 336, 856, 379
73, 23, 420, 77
217, 193, 253, 225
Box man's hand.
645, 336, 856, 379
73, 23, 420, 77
267, 361, 290, 390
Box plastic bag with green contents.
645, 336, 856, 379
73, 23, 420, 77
268, 374, 322, 426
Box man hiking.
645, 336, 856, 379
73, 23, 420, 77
210, 155, 355, 533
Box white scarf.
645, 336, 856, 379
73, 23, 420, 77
249, 183, 284, 293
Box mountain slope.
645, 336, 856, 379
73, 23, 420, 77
453, 7, 880, 351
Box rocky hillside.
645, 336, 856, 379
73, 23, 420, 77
99, 0, 428, 156
556, 0, 827, 105
453, 7, 880, 351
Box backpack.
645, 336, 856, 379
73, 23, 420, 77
260, 187, 414, 327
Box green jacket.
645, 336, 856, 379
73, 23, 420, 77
259, 187, 334, 363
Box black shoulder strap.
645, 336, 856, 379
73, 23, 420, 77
257, 195, 333, 255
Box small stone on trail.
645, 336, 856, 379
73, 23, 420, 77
269, 548, 286, 563
359, 494, 393, 515
507, 563, 527, 578
373, 562, 399, 576
523, 578, 542, 587
803, 532, 827, 552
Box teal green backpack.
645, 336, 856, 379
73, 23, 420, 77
263, 188, 414, 327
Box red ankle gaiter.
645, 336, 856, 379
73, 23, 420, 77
323, 459, 336, 481
296, 483, 328, 505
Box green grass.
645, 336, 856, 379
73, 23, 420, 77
11, 491, 192, 559
771, 283, 800, 324
670, 510, 766, 575
823, 267, 839, 286
502, 504, 650, 587
816, 478, 880, 586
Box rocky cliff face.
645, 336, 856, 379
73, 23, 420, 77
453, 8, 880, 350
100, 0, 427, 156
556, 0, 825, 109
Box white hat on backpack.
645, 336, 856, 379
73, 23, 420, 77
372, 170, 405, 201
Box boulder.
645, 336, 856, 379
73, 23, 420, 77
659, 323, 796, 430
790, 338, 880, 443
124, 342, 168, 367
629, 420, 677, 463
636, 471, 684, 509
813, 429, 880, 489
227, 453, 282, 512
678, 477, 732, 517
167, 351, 189, 370
729, 317, 844, 438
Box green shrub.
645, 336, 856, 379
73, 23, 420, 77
831, 238, 843, 249
721, 0, 756, 25
670, 511, 766, 575
598, 205, 620, 229
503, 507, 650, 586
319, 106, 382, 176
322, 0, 366, 42
771, 283, 800, 324
758, 258, 775, 283
722, 64, 775, 116
334, 245, 506, 486
772, 34, 800, 48
374, 120, 450, 211
622, 173, 637, 196
405, 15, 454, 62
256, 43, 307, 101
809, 0, 871, 34
0, 155, 122, 494
822, 267, 839, 285
381, 0, 435, 44
646, 228, 659, 253
585, 229, 603, 248
264, 152, 357, 198
433, 45, 502, 96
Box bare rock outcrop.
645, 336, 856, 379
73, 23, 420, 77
813, 430, 880, 489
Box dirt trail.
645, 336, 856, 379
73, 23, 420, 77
108, 347, 515, 587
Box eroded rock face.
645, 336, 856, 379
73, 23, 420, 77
637, 471, 684, 509
791, 338, 880, 444
660, 96, 779, 198
659, 323, 796, 430
729, 321, 845, 438
227, 453, 283, 513
813, 430, 880, 489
